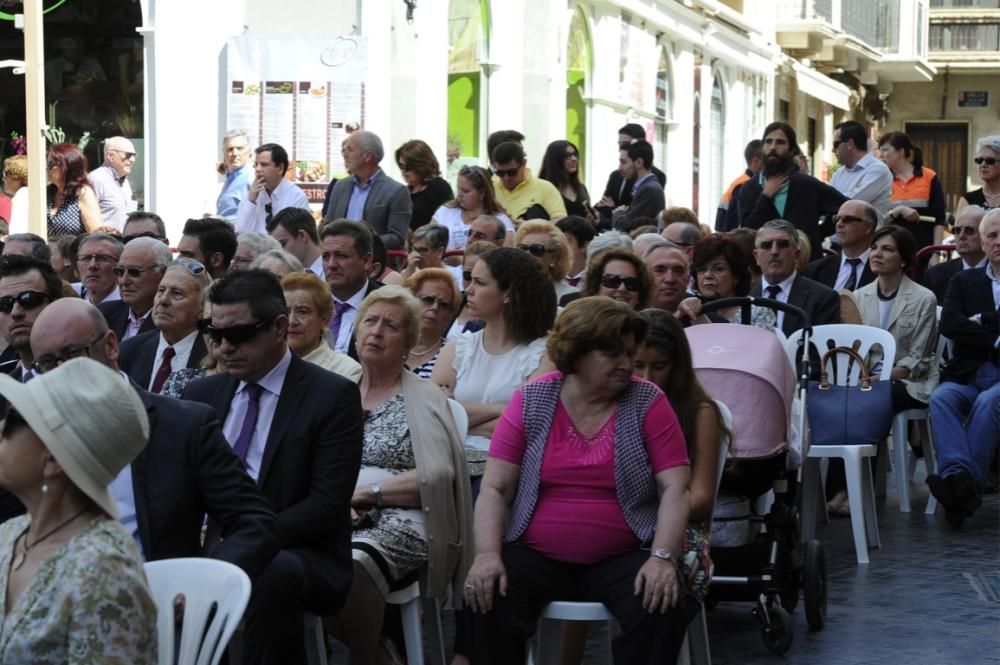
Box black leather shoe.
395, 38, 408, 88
927, 474, 960, 514
944, 509, 966, 529
949, 471, 982, 516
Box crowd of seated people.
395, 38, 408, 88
0, 123, 994, 665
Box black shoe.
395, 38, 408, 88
949, 471, 983, 516
927, 474, 961, 514
984, 477, 999, 495
944, 509, 967, 529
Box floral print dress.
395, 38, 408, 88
0, 516, 157, 663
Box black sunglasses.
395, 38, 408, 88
417, 294, 454, 312
0, 290, 49, 314
758, 239, 792, 250
517, 243, 555, 258
462, 270, 473, 283
974, 157, 998, 166
835, 215, 865, 225
459, 166, 484, 180
171, 258, 206, 275
113, 265, 161, 279
32, 331, 108, 374
601, 274, 641, 292
494, 167, 521, 178
200, 320, 270, 346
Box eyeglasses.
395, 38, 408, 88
697, 264, 730, 275
264, 203, 273, 225
494, 167, 521, 178
200, 320, 270, 346
110, 149, 137, 161
417, 294, 454, 312
600, 274, 641, 292
974, 157, 998, 166
459, 166, 484, 180
758, 239, 792, 251
171, 258, 206, 275
954, 226, 979, 237
32, 331, 108, 374
113, 265, 161, 279
0, 290, 49, 314
122, 231, 165, 245
835, 215, 866, 225
462, 270, 473, 283
77, 253, 118, 265
517, 243, 555, 258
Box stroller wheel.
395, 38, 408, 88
803, 540, 828, 630
761, 605, 794, 655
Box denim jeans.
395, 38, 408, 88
930, 362, 1000, 490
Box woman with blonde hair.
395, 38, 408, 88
404, 267, 461, 378
3, 155, 28, 233
281, 271, 362, 382
513, 220, 574, 300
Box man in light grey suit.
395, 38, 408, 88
322, 131, 412, 250
750, 219, 840, 336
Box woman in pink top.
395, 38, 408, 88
462, 297, 693, 665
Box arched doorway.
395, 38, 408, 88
447, 0, 489, 175
565, 8, 591, 173
654, 47, 672, 186
709, 73, 726, 210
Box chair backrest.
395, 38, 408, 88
787, 324, 896, 386
448, 398, 469, 441
144, 558, 251, 665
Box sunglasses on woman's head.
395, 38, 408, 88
517, 244, 554, 258
171, 258, 206, 275
0, 290, 49, 314
974, 157, 998, 166
200, 320, 269, 346
600, 274, 641, 292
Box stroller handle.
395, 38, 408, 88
697, 296, 812, 333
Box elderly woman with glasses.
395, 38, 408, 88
432, 166, 514, 251
401, 224, 464, 285
404, 268, 461, 378
957, 135, 1000, 213
45, 144, 102, 237
281, 272, 361, 382
512, 221, 576, 300
0, 358, 157, 661
579, 248, 652, 310
333, 286, 473, 665
395, 139, 454, 231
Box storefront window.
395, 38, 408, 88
566, 9, 590, 173
448, 0, 488, 173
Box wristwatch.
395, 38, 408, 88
369, 483, 383, 508
649, 548, 673, 562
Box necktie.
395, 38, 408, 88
328, 301, 352, 342
232, 383, 263, 461
844, 258, 863, 291
766, 285, 782, 299
150, 346, 175, 394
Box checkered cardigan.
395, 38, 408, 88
502, 375, 661, 544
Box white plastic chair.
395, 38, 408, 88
448, 398, 469, 441
788, 324, 895, 564
144, 558, 251, 665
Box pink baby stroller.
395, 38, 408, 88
685, 297, 826, 655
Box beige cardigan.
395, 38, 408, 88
851, 275, 940, 402
302, 343, 362, 383
400, 370, 474, 603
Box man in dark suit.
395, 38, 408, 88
595, 124, 666, 228
611, 140, 665, 232
750, 220, 840, 336
320, 220, 382, 360
29, 298, 282, 577
322, 130, 412, 250
804, 199, 878, 291
0, 255, 64, 383
927, 210, 1000, 528
119, 259, 210, 392
98, 236, 170, 342
183, 269, 363, 665
733, 122, 847, 261
923, 206, 987, 305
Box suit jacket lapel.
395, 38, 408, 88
258, 356, 307, 485
187, 335, 208, 370
362, 177, 383, 216
784, 277, 809, 336
885, 277, 912, 331
131, 388, 155, 555
136, 334, 158, 388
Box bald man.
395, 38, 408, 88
89, 136, 139, 232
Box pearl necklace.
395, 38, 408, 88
409, 340, 442, 357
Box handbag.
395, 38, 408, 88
806, 346, 893, 446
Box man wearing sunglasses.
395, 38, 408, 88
750, 220, 839, 336
28, 297, 283, 634
182, 269, 363, 665
830, 121, 893, 221
88, 136, 139, 232
804, 199, 878, 292
491, 141, 566, 224
923, 205, 987, 305
0, 255, 63, 383
122, 211, 169, 246
97, 237, 171, 342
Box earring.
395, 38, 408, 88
41, 482, 48, 495
504, 298, 510, 304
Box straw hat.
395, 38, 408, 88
0, 357, 149, 518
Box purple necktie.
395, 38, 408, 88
232, 383, 262, 462
328, 301, 351, 342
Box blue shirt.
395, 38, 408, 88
217, 164, 253, 221
631, 173, 657, 196
346, 169, 382, 220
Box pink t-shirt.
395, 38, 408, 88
489, 378, 689, 564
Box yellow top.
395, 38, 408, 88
493, 169, 567, 220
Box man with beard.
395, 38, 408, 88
732, 122, 846, 261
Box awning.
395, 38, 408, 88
793, 62, 851, 110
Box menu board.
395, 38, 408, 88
224, 36, 369, 204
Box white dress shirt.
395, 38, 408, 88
124, 307, 152, 341
962, 257, 988, 271
834, 249, 870, 291
333, 284, 368, 353
72, 283, 121, 305
760, 272, 798, 331
221, 349, 293, 480
148, 329, 200, 391
109, 370, 141, 556
308, 255, 324, 280
235, 178, 310, 234
830, 153, 893, 220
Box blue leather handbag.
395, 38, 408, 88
807, 346, 893, 446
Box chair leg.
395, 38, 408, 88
875, 438, 889, 501
689, 603, 712, 665
861, 457, 881, 550
535, 618, 562, 665
422, 597, 446, 665
678, 633, 692, 665
303, 614, 328, 665
923, 422, 939, 515
892, 414, 911, 512
843, 450, 872, 564
400, 598, 425, 665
